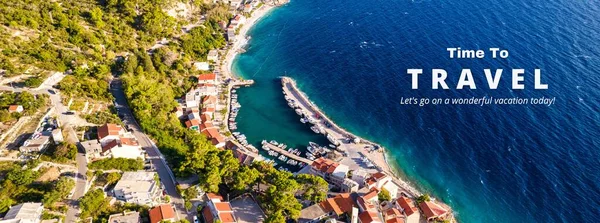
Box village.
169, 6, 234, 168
0, 0, 454, 222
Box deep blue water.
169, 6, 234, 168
233, 0, 600, 222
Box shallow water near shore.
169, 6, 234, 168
232, 0, 600, 222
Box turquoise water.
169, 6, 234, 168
232, 0, 600, 222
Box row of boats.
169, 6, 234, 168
229, 89, 241, 131
261, 140, 307, 168
232, 132, 248, 146
284, 92, 342, 146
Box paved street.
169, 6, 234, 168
109, 78, 190, 221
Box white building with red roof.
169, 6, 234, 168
8, 105, 23, 113
198, 73, 217, 85
310, 157, 350, 187
202, 193, 237, 223
96, 124, 144, 160
395, 196, 420, 223
419, 201, 450, 222
366, 172, 399, 199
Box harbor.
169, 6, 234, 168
280, 76, 422, 196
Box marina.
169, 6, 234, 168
260, 141, 313, 165
280, 76, 422, 196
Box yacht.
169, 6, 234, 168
310, 126, 320, 134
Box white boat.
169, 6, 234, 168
262, 140, 267, 144
306, 152, 315, 160
327, 134, 340, 145
262, 145, 271, 151
278, 155, 288, 161
295, 109, 303, 115
300, 118, 307, 124
310, 126, 320, 134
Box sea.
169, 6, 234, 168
231, 0, 600, 222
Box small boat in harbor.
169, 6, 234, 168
295, 109, 303, 115
278, 155, 288, 161
300, 118, 308, 124
310, 126, 320, 134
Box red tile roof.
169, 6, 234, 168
358, 211, 380, 223
8, 105, 20, 112
319, 193, 354, 216
202, 206, 214, 223
198, 73, 216, 81
202, 95, 217, 104
207, 193, 223, 201
98, 124, 122, 140
201, 114, 211, 123
202, 107, 216, 113
219, 212, 236, 223
214, 202, 232, 212
149, 204, 175, 223
120, 137, 138, 146
311, 157, 339, 174
363, 188, 380, 201
386, 217, 405, 223
101, 139, 119, 153
419, 201, 449, 220
396, 196, 418, 216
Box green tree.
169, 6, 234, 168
232, 166, 260, 191
417, 194, 431, 203
295, 174, 328, 203
79, 189, 108, 219
89, 7, 105, 28
6, 168, 38, 186
264, 210, 286, 223
378, 188, 391, 202
105, 172, 122, 185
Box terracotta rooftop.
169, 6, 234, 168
358, 211, 380, 223
311, 157, 339, 174
396, 196, 418, 216
120, 137, 138, 146
101, 140, 119, 153
363, 188, 380, 201
98, 123, 122, 140
319, 193, 354, 216
149, 204, 175, 223
198, 73, 216, 81
419, 201, 449, 220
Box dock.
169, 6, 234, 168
262, 142, 313, 165
280, 76, 421, 197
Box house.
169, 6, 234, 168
198, 73, 217, 85
202, 193, 237, 223
298, 204, 328, 223
419, 201, 450, 222
19, 132, 50, 153
227, 28, 236, 41
51, 129, 63, 144
318, 193, 355, 219
107, 211, 141, 223
310, 157, 350, 187
113, 172, 162, 206
366, 172, 399, 199
80, 140, 102, 159
197, 84, 218, 96
384, 208, 404, 223
358, 211, 382, 223
352, 170, 370, 187
230, 15, 246, 27
395, 196, 419, 223
149, 205, 176, 223
201, 107, 216, 118
185, 119, 201, 131
356, 194, 383, 223
97, 124, 125, 146
101, 137, 144, 160
202, 95, 217, 106
341, 178, 359, 193
8, 105, 23, 113
0, 202, 43, 223
97, 124, 144, 159
207, 50, 219, 62
174, 106, 184, 119
201, 128, 226, 148
185, 91, 201, 108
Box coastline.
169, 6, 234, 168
221, 1, 455, 221
220, 4, 277, 79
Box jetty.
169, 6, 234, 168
281, 76, 421, 197
263, 142, 313, 165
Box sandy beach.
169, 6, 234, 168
221, 4, 276, 79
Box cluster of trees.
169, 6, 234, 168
57, 65, 112, 101
181, 22, 227, 61
83, 107, 122, 125
88, 158, 144, 171
41, 142, 77, 163
0, 92, 48, 122
0, 161, 73, 215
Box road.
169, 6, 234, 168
0, 75, 90, 223
109, 78, 189, 221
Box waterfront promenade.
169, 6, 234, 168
281, 77, 421, 197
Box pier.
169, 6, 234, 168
262, 142, 313, 165
280, 76, 421, 197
